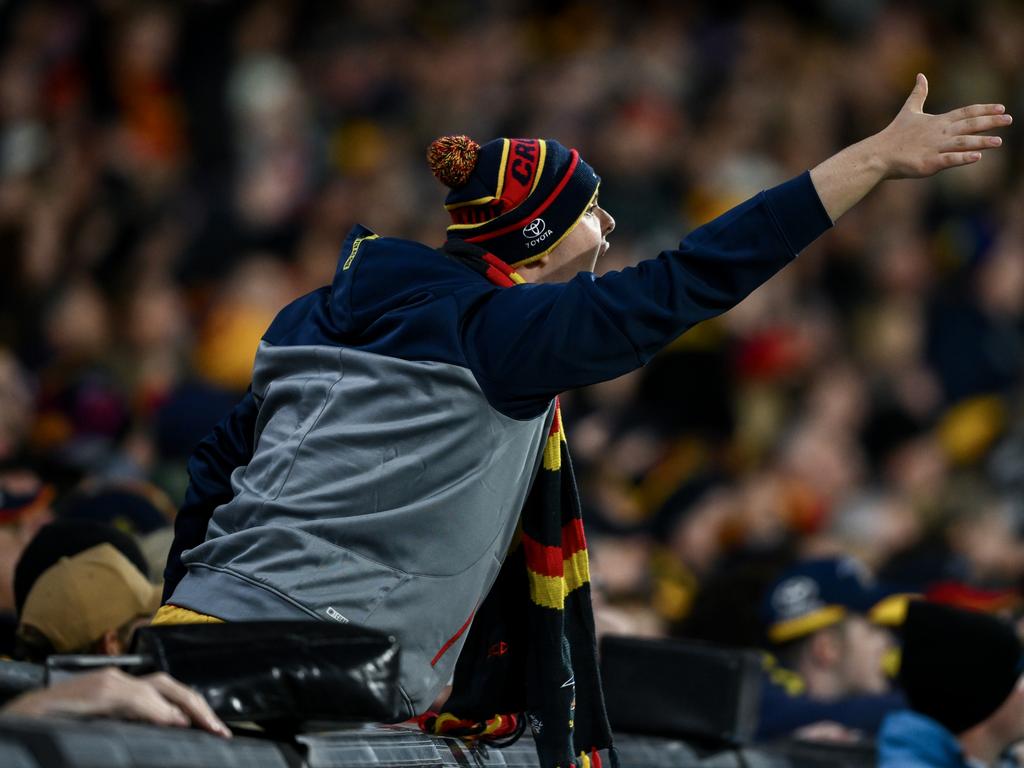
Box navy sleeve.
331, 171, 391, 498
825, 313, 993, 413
756, 685, 907, 740
463, 172, 832, 418
162, 389, 259, 601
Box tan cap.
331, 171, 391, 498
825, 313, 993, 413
18, 542, 162, 653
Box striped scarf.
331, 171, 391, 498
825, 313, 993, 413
417, 241, 615, 768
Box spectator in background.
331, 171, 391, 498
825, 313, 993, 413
59, 480, 176, 582
60, 481, 174, 536
0, 475, 54, 656
0, 352, 34, 464
878, 600, 1024, 767
756, 557, 907, 741
13, 519, 160, 662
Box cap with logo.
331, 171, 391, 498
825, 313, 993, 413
428, 135, 600, 267
17, 542, 161, 654
761, 556, 909, 645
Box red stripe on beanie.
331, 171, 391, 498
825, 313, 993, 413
466, 151, 580, 243
499, 139, 542, 212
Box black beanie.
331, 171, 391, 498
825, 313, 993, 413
899, 600, 1023, 734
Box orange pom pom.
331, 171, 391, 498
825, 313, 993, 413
427, 135, 480, 188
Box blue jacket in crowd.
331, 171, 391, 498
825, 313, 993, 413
757, 658, 906, 741
877, 710, 974, 768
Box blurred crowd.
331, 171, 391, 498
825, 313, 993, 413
1, 0, 1024, 750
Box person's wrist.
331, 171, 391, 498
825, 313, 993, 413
856, 132, 891, 181
3, 690, 48, 717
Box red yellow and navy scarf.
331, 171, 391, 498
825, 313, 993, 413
418, 241, 615, 768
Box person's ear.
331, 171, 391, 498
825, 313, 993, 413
518, 255, 549, 272
809, 628, 841, 667
94, 628, 124, 656
516, 255, 549, 283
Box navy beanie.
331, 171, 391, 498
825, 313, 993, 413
61, 486, 172, 536
899, 600, 1023, 734
428, 135, 600, 266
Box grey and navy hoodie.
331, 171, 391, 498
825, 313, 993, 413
164, 171, 832, 717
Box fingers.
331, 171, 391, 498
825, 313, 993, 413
951, 113, 1013, 134
127, 688, 191, 728
937, 151, 982, 169
941, 134, 1003, 152
143, 673, 232, 738
941, 110, 1012, 156
90, 668, 189, 728
946, 103, 1006, 121
903, 73, 928, 113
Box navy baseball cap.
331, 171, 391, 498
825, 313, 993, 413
762, 556, 909, 644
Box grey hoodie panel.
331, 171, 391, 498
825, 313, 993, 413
176, 341, 552, 713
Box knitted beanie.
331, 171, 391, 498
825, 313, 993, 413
427, 135, 600, 266
898, 600, 1023, 734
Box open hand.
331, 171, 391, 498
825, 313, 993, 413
878, 73, 1012, 179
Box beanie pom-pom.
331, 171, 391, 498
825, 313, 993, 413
427, 135, 480, 188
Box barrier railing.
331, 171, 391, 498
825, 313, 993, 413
0, 718, 875, 768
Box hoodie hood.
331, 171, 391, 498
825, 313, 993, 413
329, 225, 493, 340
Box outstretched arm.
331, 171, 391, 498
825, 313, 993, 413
464, 75, 1012, 418
810, 73, 1012, 222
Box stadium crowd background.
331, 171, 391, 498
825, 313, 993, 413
1, 0, 1023, 666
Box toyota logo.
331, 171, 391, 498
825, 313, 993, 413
772, 577, 818, 614
522, 218, 546, 239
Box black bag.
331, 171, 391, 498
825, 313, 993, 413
132, 621, 403, 724
599, 635, 762, 745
